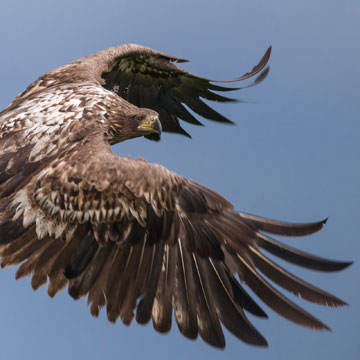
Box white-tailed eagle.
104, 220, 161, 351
0, 44, 351, 348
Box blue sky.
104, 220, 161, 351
0, 1, 359, 359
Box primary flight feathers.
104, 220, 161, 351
0, 44, 351, 348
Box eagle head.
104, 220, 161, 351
108, 105, 161, 144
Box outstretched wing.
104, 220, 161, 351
11, 44, 271, 138
100, 45, 272, 137
0, 130, 351, 348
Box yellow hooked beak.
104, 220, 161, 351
136, 115, 162, 139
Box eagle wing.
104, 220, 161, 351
0, 117, 350, 348
12, 44, 271, 137
100, 45, 271, 137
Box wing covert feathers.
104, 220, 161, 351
0, 165, 351, 348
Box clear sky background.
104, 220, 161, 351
0, 1, 359, 359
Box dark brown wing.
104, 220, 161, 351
99, 45, 271, 137
7, 44, 271, 138
0, 133, 351, 348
